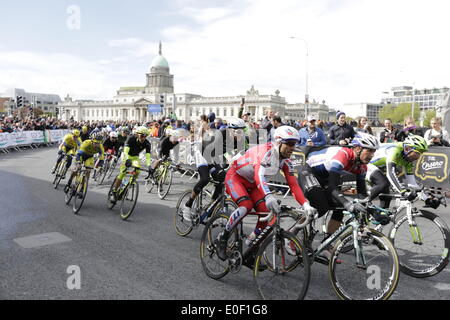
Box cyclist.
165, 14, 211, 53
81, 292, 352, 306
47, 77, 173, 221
110, 126, 151, 202
117, 126, 130, 160
147, 128, 185, 180
95, 131, 121, 168
298, 133, 380, 239
181, 117, 249, 221
216, 126, 317, 261
64, 132, 105, 193
51, 129, 82, 177
80, 125, 90, 142
366, 134, 429, 209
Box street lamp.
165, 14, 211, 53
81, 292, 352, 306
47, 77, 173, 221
290, 36, 309, 119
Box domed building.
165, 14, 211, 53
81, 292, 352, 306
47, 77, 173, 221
59, 41, 329, 123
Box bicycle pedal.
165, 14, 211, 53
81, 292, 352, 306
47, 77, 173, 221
228, 251, 242, 274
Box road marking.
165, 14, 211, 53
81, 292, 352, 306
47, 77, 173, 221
14, 232, 72, 248
434, 283, 450, 291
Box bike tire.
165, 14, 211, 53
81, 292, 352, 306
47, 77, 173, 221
64, 183, 74, 205
107, 160, 117, 180
329, 228, 400, 300
120, 180, 139, 221
73, 174, 88, 214
254, 229, 311, 300
173, 190, 195, 237
157, 166, 173, 200
99, 163, 110, 185
106, 177, 118, 210
200, 213, 236, 280
388, 209, 450, 278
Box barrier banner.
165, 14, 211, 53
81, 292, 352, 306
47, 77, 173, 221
0, 133, 13, 149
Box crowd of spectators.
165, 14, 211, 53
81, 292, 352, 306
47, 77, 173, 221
1, 108, 449, 147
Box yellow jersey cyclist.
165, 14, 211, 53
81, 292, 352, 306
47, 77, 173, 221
64, 133, 105, 194
51, 129, 82, 177
110, 126, 152, 202
366, 135, 429, 210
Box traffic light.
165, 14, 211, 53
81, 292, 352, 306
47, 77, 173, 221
160, 94, 165, 108
16, 96, 23, 108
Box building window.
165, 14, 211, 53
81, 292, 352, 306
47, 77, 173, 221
106, 110, 109, 117
96, 110, 99, 117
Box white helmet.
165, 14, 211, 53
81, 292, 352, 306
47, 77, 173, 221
273, 126, 300, 144
109, 131, 118, 138
351, 132, 379, 150
227, 117, 246, 129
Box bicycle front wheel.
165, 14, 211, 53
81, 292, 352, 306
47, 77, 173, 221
173, 190, 195, 237
99, 163, 110, 185
329, 228, 400, 300
200, 214, 236, 280
254, 230, 311, 300
157, 166, 173, 199
120, 180, 139, 221
388, 209, 450, 278
73, 174, 89, 214
54, 162, 67, 189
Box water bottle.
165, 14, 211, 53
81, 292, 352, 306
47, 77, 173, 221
245, 228, 262, 246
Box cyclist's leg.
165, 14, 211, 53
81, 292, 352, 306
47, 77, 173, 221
210, 164, 226, 200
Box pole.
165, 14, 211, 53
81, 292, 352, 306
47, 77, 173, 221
290, 37, 309, 118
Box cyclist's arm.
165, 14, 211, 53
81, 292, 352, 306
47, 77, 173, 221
98, 144, 105, 161
282, 163, 307, 206
385, 148, 408, 194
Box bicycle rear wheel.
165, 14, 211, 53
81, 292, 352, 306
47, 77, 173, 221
254, 230, 310, 300
388, 209, 450, 278
120, 180, 139, 221
73, 174, 88, 214
329, 228, 400, 300
99, 162, 110, 185
158, 166, 173, 199
200, 214, 236, 280
107, 160, 118, 180
173, 190, 195, 237
210, 199, 237, 221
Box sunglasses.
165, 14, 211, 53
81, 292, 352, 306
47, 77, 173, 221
282, 141, 297, 147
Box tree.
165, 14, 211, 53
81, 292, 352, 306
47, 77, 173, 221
378, 103, 420, 124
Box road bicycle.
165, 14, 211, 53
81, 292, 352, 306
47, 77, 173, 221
144, 157, 178, 199
98, 153, 119, 185
295, 198, 400, 300
52, 153, 70, 190
321, 188, 449, 278
65, 164, 90, 214
200, 199, 311, 300
173, 178, 237, 237
107, 165, 140, 221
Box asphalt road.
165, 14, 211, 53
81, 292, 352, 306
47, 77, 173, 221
0, 146, 449, 300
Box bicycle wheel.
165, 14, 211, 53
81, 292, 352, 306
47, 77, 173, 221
173, 190, 195, 237
329, 228, 400, 300
99, 162, 110, 185
52, 161, 63, 185
107, 160, 118, 180
322, 211, 354, 253
200, 213, 237, 280
254, 229, 310, 300
120, 180, 139, 221
73, 174, 89, 214
106, 177, 118, 210
157, 166, 173, 199
65, 182, 75, 205
388, 209, 450, 278
53, 161, 67, 189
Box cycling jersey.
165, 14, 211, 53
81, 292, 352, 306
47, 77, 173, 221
231, 142, 307, 205
369, 142, 417, 194
159, 136, 178, 159
103, 138, 120, 154
77, 140, 105, 160
61, 133, 81, 151
124, 135, 151, 157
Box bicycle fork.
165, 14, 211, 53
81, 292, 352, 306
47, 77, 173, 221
406, 203, 424, 245
352, 222, 368, 269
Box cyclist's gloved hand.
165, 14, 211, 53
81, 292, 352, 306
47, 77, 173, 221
266, 195, 281, 214
98, 160, 104, 167
371, 211, 391, 225
425, 197, 440, 209
125, 159, 132, 168
403, 190, 417, 201
303, 202, 318, 219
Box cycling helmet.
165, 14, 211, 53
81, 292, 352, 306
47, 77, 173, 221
136, 126, 149, 136
82, 126, 88, 132
72, 129, 80, 137
227, 117, 246, 129
404, 135, 428, 153
350, 133, 379, 150
109, 131, 118, 139
91, 133, 103, 142
273, 126, 300, 144
120, 126, 130, 133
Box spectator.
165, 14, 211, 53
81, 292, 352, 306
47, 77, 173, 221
261, 109, 274, 136
356, 116, 373, 135
328, 111, 356, 146
298, 115, 327, 147
396, 116, 422, 141
379, 118, 399, 143
424, 117, 450, 147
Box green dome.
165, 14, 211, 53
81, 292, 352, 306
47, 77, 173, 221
150, 55, 169, 70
